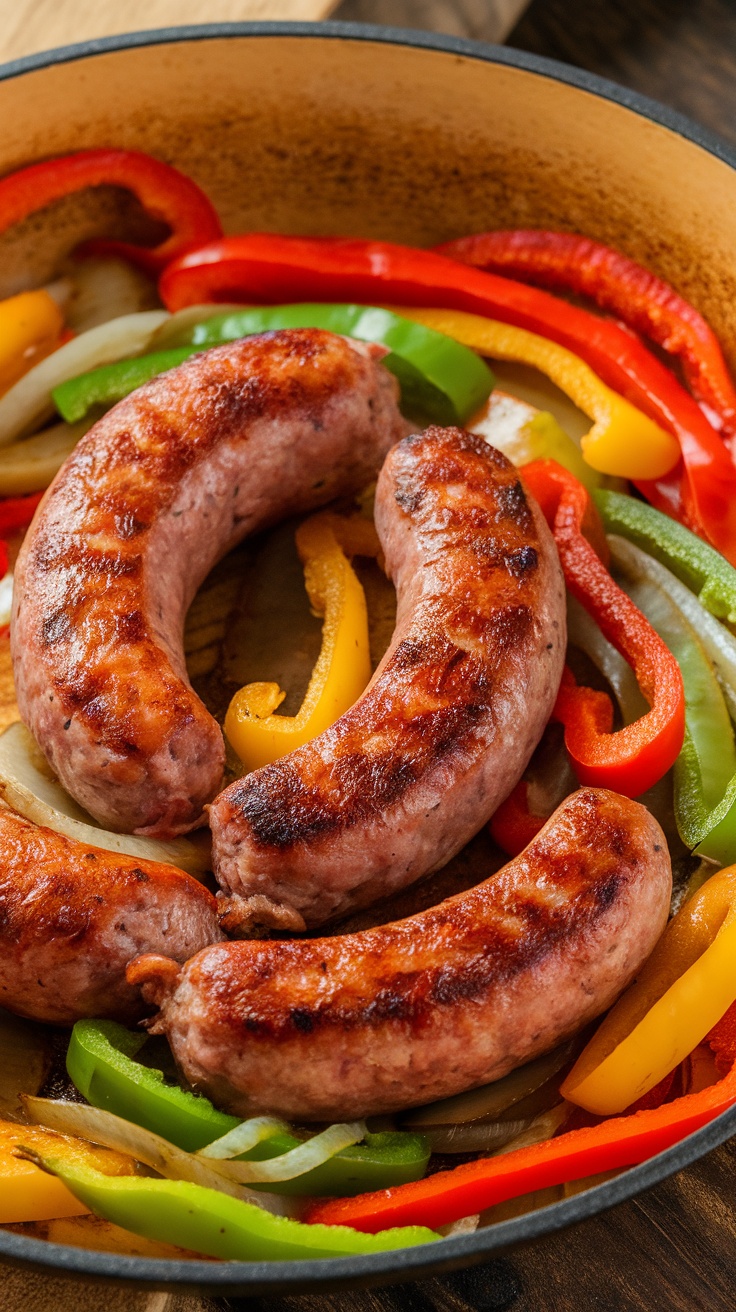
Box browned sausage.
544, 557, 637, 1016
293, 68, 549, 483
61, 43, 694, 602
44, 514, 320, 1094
211, 426, 566, 932
129, 788, 671, 1122
12, 329, 406, 838
0, 807, 221, 1025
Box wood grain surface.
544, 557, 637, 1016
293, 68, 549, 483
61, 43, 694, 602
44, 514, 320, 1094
0, 0, 337, 65
2, 2, 736, 1310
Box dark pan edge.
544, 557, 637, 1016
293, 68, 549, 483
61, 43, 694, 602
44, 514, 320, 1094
2, 1100, 736, 1294
0, 18, 734, 1293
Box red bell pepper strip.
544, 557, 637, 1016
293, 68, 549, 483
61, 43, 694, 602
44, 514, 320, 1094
0, 491, 44, 538
159, 233, 736, 563
305, 1052, 736, 1233
437, 229, 736, 443
0, 150, 222, 276
488, 780, 547, 857
522, 460, 685, 796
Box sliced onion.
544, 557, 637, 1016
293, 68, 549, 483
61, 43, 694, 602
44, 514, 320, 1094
609, 534, 736, 723
401, 1043, 575, 1128
437, 1214, 480, 1237
0, 573, 12, 628
149, 304, 246, 351
62, 258, 161, 334
567, 594, 648, 724
0, 419, 94, 496
494, 1103, 570, 1157
22, 1096, 292, 1216
0, 722, 210, 878
0, 310, 168, 446
202, 1121, 367, 1184
421, 1119, 532, 1154
199, 1116, 289, 1160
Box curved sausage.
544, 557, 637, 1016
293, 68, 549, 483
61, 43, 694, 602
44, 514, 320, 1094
12, 329, 406, 838
129, 789, 672, 1122
211, 426, 566, 932
0, 806, 222, 1026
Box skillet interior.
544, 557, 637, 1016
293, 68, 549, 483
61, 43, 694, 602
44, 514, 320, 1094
1, 20, 736, 1294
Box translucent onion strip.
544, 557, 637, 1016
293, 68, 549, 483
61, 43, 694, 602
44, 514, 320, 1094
22, 1096, 292, 1216
609, 534, 736, 724
0, 310, 168, 446
0, 722, 209, 878
199, 1116, 290, 1160
0, 574, 12, 629
566, 594, 648, 725
0, 419, 93, 496
203, 1121, 367, 1184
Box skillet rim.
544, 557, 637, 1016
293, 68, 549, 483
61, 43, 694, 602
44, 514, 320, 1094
0, 18, 734, 1293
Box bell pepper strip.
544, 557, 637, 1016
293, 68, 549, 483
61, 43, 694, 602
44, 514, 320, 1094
67, 302, 492, 426
67, 1020, 429, 1197
596, 488, 736, 627
521, 459, 685, 795
0, 149, 222, 277
306, 1052, 736, 1233
609, 535, 736, 864
437, 229, 736, 441
561, 865, 736, 1112
52, 346, 196, 423
489, 780, 547, 857
225, 513, 373, 772
159, 234, 736, 561
0, 290, 65, 397
562, 866, 736, 1115
389, 305, 678, 480
23, 1153, 440, 1261
0, 490, 44, 541
67, 1020, 240, 1154
0, 1120, 134, 1223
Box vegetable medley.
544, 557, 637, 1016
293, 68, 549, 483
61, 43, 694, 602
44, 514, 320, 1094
1, 147, 736, 1262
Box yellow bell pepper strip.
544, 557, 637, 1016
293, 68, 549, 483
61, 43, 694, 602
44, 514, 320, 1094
387, 305, 680, 480
22, 1152, 440, 1261
225, 513, 373, 771
561, 866, 736, 1116
0, 289, 65, 397
0, 1120, 134, 1223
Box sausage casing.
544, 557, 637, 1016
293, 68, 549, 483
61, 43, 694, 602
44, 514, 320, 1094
130, 788, 671, 1121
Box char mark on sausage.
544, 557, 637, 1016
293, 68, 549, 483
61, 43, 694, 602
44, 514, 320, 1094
129, 789, 672, 1121
211, 426, 566, 931
12, 329, 406, 838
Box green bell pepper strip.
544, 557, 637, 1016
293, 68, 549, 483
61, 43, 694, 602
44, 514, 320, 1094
52, 347, 196, 423
66, 1021, 430, 1196
596, 488, 736, 627
610, 535, 736, 863
20, 1153, 439, 1261
51, 303, 494, 427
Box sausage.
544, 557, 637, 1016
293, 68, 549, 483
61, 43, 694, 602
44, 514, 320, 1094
210, 426, 566, 932
129, 789, 672, 1122
0, 806, 222, 1026
11, 329, 406, 838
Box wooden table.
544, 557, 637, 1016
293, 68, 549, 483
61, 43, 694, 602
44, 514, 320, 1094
2, 2, 736, 1309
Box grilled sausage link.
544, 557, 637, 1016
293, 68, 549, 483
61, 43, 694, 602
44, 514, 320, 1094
12, 329, 406, 839
0, 807, 222, 1025
211, 426, 566, 932
129, 789, 671, 1121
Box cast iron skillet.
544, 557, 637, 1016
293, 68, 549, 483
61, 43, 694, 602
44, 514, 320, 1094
1, 20, 736, 1296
